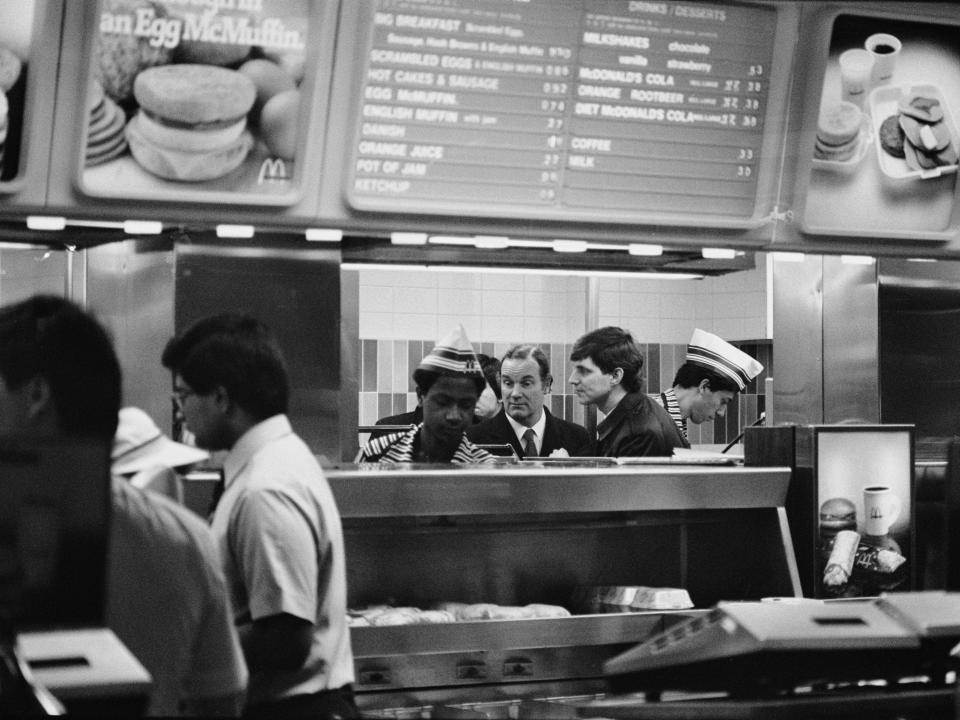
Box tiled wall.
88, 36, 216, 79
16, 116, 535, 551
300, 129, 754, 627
358, 260, 770, 447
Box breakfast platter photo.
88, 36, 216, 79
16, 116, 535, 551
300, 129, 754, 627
78, 0, 318, 204
801, 13, 960, 237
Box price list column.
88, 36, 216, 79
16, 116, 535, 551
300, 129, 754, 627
563, 1, 777, 220
349, 0, 581, 210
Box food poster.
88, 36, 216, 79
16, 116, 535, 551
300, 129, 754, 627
814, 428, 912, 599
0, 1, 36, 184
802, 14, 960, 237
82, 0, 319, 202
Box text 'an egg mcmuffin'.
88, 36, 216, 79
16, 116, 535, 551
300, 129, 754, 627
124, 63, 256, 182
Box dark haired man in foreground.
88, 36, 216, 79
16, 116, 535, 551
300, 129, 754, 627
356, 325, 494, 464
569, 326, 684, 457
0, 294, 247, 716
162, 313, 355, 719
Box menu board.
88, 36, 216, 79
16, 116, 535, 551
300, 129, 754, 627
75, 0, 333, 206
346, 0, 786, 228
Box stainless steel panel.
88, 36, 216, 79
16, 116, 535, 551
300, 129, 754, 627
351, 614, 672, 656
341, 268, 360, 462
771, 254, 824, 426
174, 241, 342, 461
85, 240, 176, 430
328, 466, 792, 518
822, 256, 880, 424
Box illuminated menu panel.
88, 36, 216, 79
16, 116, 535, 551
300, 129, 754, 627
347, 0, 779, 227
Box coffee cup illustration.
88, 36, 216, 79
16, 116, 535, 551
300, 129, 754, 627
863, 485, 901, 536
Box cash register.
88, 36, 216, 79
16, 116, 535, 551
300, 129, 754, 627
598, 593, 960, 719
0, 435, 150, 715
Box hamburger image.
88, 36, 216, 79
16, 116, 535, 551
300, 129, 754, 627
124, 63, 256, 182
819, 496, 857, 537
814, 101, 862, 162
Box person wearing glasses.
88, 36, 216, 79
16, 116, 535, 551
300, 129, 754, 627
162, 313, 356, 720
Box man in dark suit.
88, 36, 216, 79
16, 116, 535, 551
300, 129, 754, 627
467, 344, 592, 458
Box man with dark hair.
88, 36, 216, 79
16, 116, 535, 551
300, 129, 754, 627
162, 313, 355, 719
474, 353, 502, 421
467, 344, 592, 458
656, 329, 764, 445
369, 351, 502, 441
0, 295, 247, 716
569, 326, 685, 457
356, 325, 495, 464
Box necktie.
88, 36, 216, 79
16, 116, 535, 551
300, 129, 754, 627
522, 428, 538, 458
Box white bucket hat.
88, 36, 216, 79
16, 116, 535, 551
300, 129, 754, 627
112, 406, 209, 476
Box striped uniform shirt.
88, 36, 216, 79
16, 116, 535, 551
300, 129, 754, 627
355, 424, 495, 465
654, 388, 688, 441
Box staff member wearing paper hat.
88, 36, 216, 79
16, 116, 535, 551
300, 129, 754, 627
356, 324, 496, 464
656, 328, 764, 445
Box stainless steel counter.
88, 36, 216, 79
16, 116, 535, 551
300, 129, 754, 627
329, 462, 800, 712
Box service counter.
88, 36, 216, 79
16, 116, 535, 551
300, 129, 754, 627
325, 461, 799, 713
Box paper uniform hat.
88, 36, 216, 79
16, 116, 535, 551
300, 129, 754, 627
112, 406, 209, 476
686, 329, 764, 392
417, 324, 484, 378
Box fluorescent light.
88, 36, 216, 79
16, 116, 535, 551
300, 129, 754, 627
907, 257, 937, 263
552, 239, 588, 253
26, 216, 66, 231
473, 235, 509, 250
0, 241, 47, 250
123, 220, 163, 235
501, 238, 553, 249
305, 228, 342, 242
341, 262, 703, 280
840, 254, 875, 265
771, 252, 805, 263
628, 243, 663, 257
427, 235, 473, 245
702, 247, 737, 260
216, 224, 255, 239
391, 232, 428, 245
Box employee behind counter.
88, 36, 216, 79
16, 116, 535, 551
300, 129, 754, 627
362, 325, 745, 464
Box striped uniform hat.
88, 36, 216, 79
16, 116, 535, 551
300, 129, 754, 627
686, 328, 763, 392
417, 324, 483, 378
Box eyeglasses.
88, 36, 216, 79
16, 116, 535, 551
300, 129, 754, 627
171, 387, 198, 407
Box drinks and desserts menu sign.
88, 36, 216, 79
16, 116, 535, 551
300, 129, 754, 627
347, 0, 782, 228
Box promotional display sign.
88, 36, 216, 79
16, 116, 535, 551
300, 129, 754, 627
77, 0, 327, 206
813, 425, 914, 599
801, 11, 960, 238
344, 0, 794, 229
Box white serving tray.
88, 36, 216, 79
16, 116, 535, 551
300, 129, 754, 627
869, 82, 960, 180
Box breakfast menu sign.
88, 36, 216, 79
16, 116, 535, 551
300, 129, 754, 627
347, 0, 786, 228
79, 0, 322, 204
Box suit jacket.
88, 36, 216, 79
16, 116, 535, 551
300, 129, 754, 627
596, 391, 686, 457
466, 408, 593, 458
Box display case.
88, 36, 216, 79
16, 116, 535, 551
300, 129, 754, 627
326, 462, 798, 712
